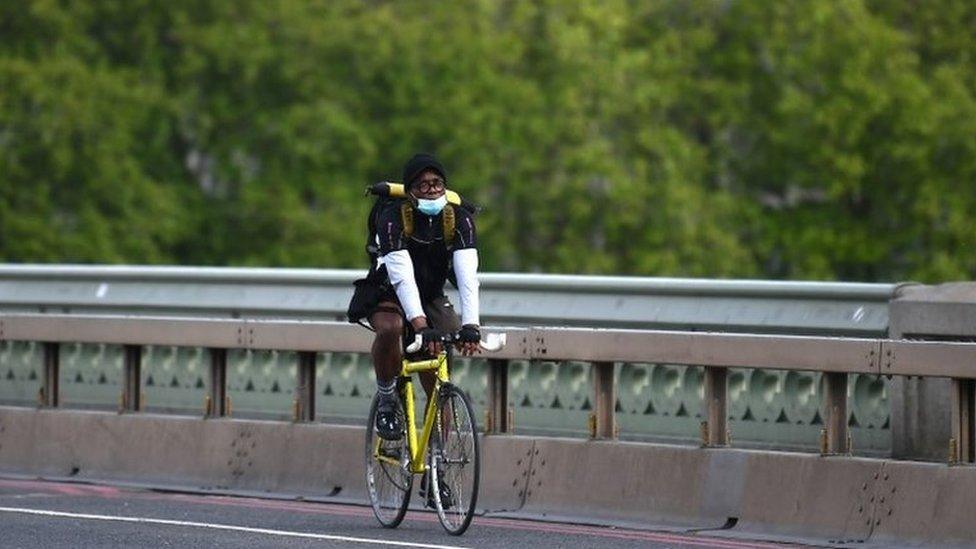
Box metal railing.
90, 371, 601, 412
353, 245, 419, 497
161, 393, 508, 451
0, 265, 910, 453
2, 312, 973, 462
0, 264, 900, 335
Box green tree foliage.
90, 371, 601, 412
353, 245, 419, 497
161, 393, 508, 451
0, 0, 973, 282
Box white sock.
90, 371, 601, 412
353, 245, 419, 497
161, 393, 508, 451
377, 379, 396, 396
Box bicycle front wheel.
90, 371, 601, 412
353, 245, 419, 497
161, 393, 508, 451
365, 393, 412, 528
430, 384, 480, 535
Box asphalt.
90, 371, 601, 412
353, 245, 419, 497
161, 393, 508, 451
0, 477, 814, 549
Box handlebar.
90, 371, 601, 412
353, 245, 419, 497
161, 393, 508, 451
405, 331, 507, 354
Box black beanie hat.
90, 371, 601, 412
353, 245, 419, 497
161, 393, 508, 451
402, 153, 447, 189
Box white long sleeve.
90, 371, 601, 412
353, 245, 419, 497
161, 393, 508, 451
453, 248, 480, 326
383, 250, 425, 321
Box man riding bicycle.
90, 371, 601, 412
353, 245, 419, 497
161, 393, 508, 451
349, 152, 481, 442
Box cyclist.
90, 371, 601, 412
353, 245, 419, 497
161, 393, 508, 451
352, 152, 482, 443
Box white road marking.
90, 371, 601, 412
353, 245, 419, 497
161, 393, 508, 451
0, 506, 470, 549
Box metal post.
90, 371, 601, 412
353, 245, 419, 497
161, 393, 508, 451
296, 351, 316, 422
41, 342, 60, 407
703, 366, 729, 447
823, 372, 850, 455
950, 378, 975, 464
122, 345, 142, 412
591, 362, 616, 440
486, 359, 510, 434
208, 348, 227, 417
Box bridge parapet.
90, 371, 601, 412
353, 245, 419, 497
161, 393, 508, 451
1, 309, 974, 461
890, 283, 976, 462
0, 266, 971, 459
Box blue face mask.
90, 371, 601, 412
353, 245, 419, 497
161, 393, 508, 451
416, 195, 448, 216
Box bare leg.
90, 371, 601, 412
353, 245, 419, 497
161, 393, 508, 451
419, 370, 437, 400
370, 302, 403, 384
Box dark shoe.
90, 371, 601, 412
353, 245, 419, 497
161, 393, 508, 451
419, 470, 454, 509
377, 446, 401, 461
374, 394, 402, 441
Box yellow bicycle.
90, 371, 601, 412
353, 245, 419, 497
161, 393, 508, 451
365, 330, 506, 535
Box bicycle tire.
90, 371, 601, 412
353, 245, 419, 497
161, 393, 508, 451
364, 393, 412, 528
430, 384, 480, 535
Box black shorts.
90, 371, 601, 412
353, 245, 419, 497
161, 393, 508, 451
347, 270, 460, 333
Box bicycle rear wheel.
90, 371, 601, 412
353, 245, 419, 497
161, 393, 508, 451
430, 384, 480, 535
365, 393, 412, 528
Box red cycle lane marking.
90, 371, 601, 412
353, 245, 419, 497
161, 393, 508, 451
160, 492, 804, 549
0, 478, 806, 548
166, 493, 441, 524
463, 518, 805, 548
0, 478, 119, 497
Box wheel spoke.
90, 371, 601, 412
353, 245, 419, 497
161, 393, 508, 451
365, 394, 412, 528
432, 387, 479, 535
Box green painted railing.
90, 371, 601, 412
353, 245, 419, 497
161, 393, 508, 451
0, 265, 907, 454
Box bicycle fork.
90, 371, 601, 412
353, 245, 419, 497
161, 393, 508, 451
404, 378, 442, 474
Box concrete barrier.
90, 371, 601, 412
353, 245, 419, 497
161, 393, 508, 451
0, 407, 364, 499
1, 406, 973, 546
516, 438, 713, 528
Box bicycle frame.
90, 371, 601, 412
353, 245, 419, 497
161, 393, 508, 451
402, 352, 450, 473
366, 330, 502, 534
373, 350, 450, 474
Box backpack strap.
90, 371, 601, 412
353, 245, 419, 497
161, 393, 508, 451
400, 202, 415, 238
399, 201, 455, 248
442, 203, 456, 250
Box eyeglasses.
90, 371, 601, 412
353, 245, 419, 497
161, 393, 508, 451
415, 177, 445, 193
